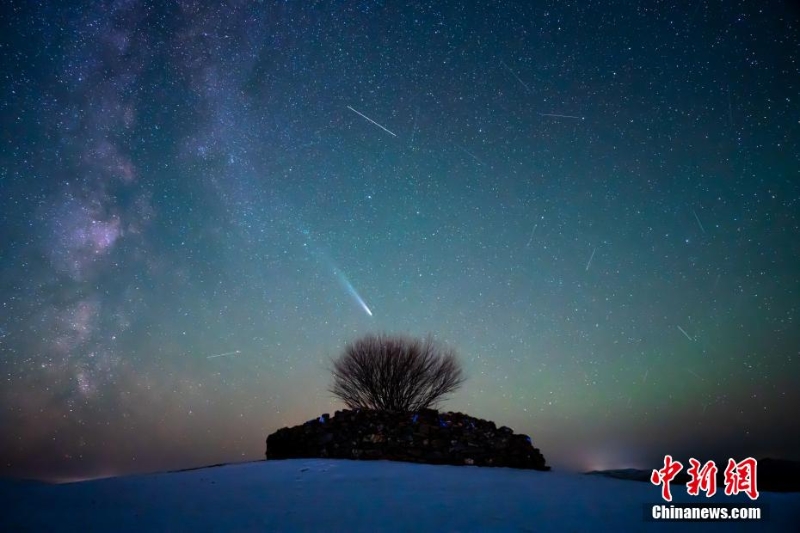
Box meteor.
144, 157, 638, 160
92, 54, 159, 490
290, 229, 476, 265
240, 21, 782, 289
500, 60, 531, 92
525, 224, 538, 247
335, 269, 373, 317
347, 105, 397, 137
585, 247, 597, 271
539, 113, 584, 120
677, 325, 694, 341
692, 209, 706, 234
207, 350, 242, 359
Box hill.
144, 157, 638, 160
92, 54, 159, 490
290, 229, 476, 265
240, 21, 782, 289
1, 459, 798, 531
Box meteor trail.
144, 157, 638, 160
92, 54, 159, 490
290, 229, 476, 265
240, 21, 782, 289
456, 143, 484, 166
525, 224, 538, 247
410, 106, 419, 147
677, 325, 694, 341
585, 247, 597, 271
207, 350, 242, 359
692, 209, 706, 234
335, 268, 373, 317
500, 60, 530, 92
540, 113, 584, 120
347, 105, 397, 137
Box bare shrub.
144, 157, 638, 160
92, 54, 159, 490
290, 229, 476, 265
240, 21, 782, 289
329, 333, 465, 412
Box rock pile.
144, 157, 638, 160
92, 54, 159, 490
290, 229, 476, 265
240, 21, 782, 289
266, 409, 549, 471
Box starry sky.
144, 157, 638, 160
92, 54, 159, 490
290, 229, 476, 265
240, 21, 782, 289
1, 0, 798, 482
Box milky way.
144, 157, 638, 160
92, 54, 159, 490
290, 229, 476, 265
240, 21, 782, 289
1, 1, 798, 480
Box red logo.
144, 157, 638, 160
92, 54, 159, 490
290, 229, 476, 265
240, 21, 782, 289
723, 457, 759, 500
650, 455, 683, 502
686, 458, 718, 497
651, 456, 758, 501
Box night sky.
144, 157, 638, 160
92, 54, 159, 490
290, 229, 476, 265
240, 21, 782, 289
1, 0, 799, 482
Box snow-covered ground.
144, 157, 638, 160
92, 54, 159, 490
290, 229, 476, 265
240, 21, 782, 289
1, 459, 798, 532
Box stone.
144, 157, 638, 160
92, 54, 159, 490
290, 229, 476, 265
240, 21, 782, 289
428, 451, 444, 462
368, 433, 385, 443
265, 408, 549, 471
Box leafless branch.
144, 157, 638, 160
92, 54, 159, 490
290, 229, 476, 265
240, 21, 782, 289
329, 333, 465, 412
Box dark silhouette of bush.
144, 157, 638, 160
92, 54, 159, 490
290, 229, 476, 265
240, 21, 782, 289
329, 333, 465, 413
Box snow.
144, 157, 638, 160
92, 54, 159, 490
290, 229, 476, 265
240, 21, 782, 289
1, 459, 798, 531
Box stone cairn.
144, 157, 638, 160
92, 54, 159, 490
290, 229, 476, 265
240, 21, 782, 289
266, 408, 549, 471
